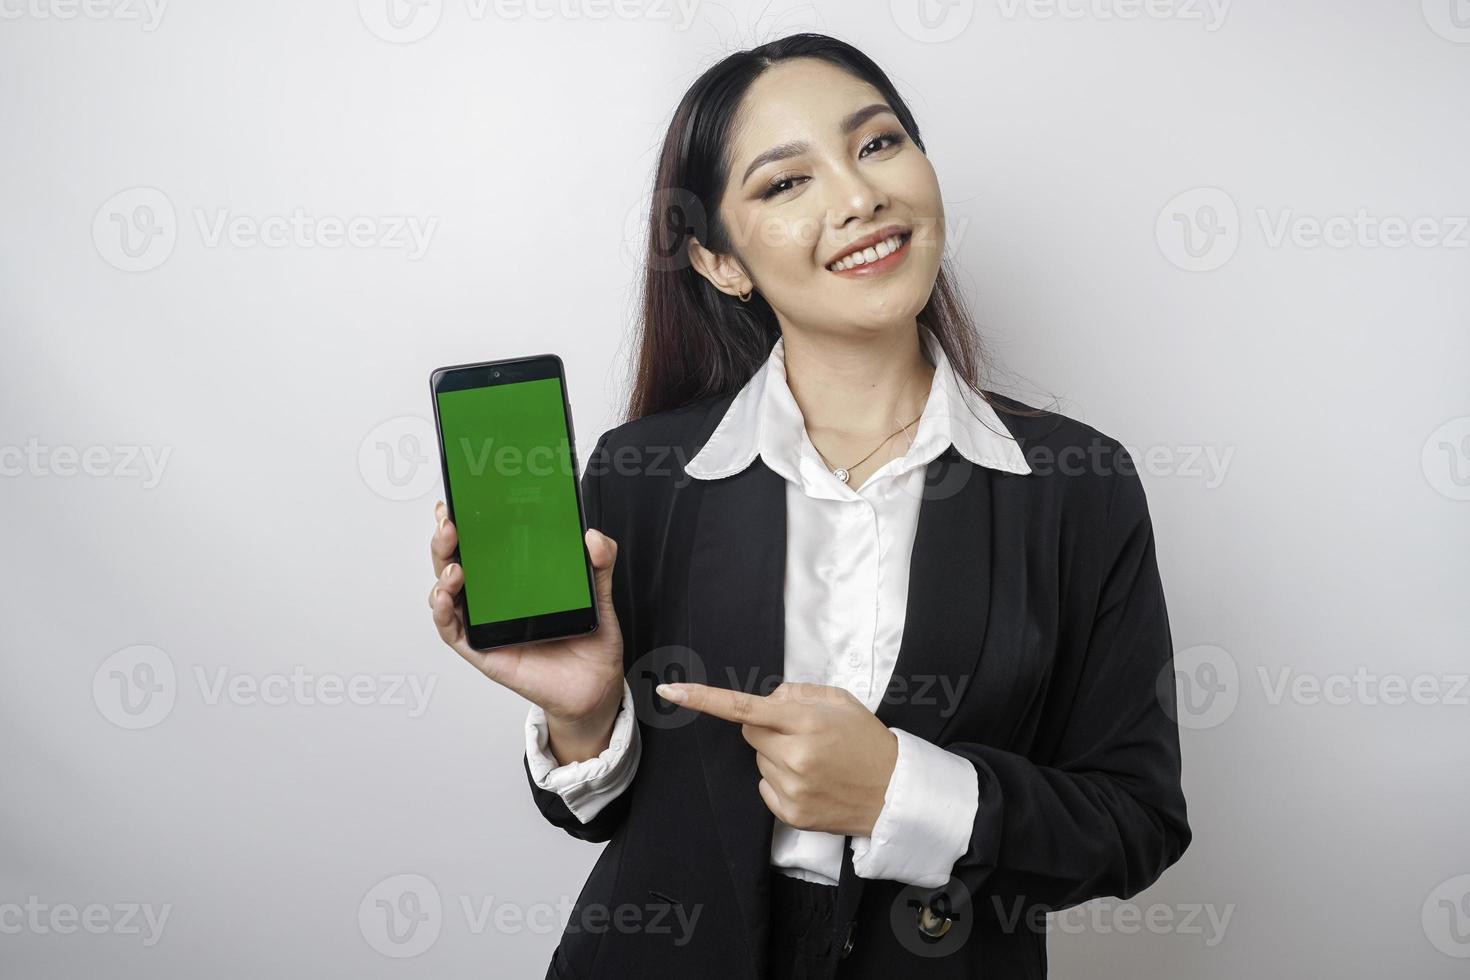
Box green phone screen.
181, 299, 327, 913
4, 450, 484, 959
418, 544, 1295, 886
436, 377, 591, 627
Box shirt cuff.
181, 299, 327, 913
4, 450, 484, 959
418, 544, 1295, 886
849, 727, 978, 888
524, 678, 640, 824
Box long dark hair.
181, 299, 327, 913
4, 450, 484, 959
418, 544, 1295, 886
625, 32, 1051, 426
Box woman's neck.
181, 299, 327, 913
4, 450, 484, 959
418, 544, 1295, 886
781, 324, 936, 477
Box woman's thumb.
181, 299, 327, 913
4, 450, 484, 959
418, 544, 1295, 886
585, 527, 618, 604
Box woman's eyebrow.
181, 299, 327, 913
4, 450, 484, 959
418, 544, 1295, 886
739, 103, 896, 185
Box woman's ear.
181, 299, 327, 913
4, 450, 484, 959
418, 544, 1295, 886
687, 237, 752, 299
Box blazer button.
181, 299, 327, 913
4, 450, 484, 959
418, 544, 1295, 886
839, 920, 855, 958
917, 901, 954, 938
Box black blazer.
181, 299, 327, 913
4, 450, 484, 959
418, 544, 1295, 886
525, 389, 1192, 979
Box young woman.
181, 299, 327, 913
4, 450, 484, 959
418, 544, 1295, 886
428, 33, 1191, 980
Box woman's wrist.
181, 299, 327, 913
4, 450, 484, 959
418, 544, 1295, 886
544, 687, 623, 767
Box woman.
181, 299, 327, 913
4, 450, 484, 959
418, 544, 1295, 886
428, 33, 1191, 979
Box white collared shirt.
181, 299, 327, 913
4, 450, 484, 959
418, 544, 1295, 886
525, 325, 1031, 888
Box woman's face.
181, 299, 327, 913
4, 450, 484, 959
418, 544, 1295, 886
691, 57, 946, 336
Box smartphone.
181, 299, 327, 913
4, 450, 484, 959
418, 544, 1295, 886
429, 354, 599, 651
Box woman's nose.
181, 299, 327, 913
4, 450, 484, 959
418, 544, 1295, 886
822, 165, 886, 226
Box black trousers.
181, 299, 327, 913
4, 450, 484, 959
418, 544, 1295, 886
767, 872, 843, 980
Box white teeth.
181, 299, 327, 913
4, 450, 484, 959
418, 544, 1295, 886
828, 233, 907, 271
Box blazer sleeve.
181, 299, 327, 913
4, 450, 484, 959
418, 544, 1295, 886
521, 429, 638, 843
942, 455, 1192, 912
524, 677, 641, 821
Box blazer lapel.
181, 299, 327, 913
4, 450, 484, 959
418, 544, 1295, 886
876, 445, 993, 741
834, 446, 997, 928
685, 456, 787, 978
684, 443, 1000, 973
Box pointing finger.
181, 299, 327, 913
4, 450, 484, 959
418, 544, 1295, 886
655, 682, 792, 732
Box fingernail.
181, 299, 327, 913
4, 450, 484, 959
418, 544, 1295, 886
656, 683, 687, 703
438, 515, 446, 531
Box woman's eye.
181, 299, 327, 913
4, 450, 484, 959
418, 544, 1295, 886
759, 132, 904, 200
861, 131, 905, 157
761, 175, 805, 199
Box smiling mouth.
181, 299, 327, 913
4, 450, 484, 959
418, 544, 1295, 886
825, 231, 912, 272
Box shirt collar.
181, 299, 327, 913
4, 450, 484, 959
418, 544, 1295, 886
684, 326, 1031, 495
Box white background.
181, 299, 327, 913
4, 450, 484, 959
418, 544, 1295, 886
2, 0, 1468, 976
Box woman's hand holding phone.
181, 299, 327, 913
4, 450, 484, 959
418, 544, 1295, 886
428, 499, 625, 766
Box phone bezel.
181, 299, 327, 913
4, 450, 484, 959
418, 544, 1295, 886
428, 352, 600, 651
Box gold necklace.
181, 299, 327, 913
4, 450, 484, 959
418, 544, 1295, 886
812, 413, 922, 485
